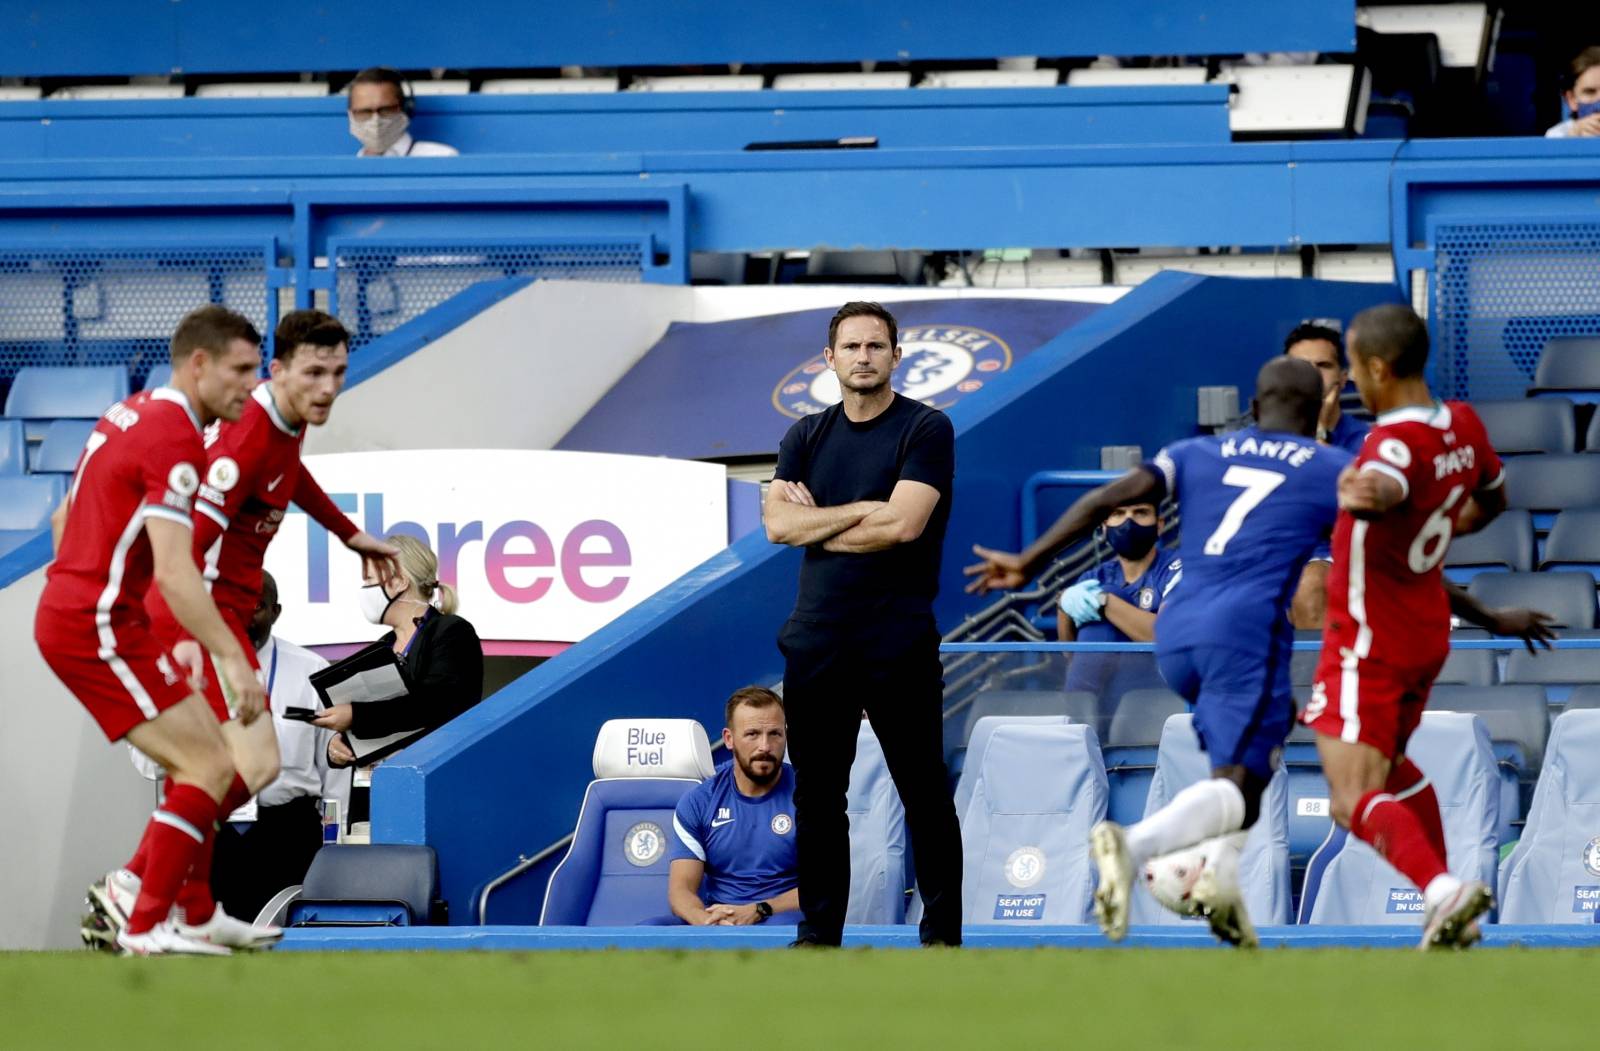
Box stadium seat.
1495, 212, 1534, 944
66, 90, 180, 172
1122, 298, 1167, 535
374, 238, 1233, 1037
1528, 337, 1600, 401
953, 714, 1072, 825
959, 689, 1098, 747
1501, 456, 1600, 532
0, 419, 24, 476
845, 722, 909, 924
288, 845, 442, 926
1503, 647, 1600, 708
1434, 648, 1496, 687
32, 419, 96, 475
1584, 410, 1600, 453
540, 719, 716, 926
1427, 684, 1550, 840
1282, 722, 1334, 867
1103, 688, 1188, 826
1129, 715, 1292, 926
1442, 509, 1534, 582
1498, 709, 1600, 923
1298, 713, 1500, 925
142, 363, 173, 391
1472, 398, 1576, 454
1566, 685, 1600, 711
960, 722, 1107, 925
919, 69, 1060, 88
1540, 510, 1600, 575
4, 366, 129, 443
628, 75, 764, 92
0, 474, 65, 540
1467, 571, 1595, 631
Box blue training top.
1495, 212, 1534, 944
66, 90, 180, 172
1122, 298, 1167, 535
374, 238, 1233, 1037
668, 762, 798, 906
1071, 554, 1184, 643
1146, 427, 1348, 658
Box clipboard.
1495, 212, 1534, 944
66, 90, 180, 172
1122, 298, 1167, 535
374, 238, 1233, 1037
309, 641, 427, 765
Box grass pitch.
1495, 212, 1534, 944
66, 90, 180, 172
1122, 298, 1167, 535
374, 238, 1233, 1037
2, 947, 1591, 1050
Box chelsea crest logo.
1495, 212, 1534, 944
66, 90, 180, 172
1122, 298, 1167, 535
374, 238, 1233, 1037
772, 324, 1013, 418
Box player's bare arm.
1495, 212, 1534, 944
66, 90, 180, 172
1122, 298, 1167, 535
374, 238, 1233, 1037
821, 479, 940, 553
49, 498, 66, 553
763, 477, 884, 547
1443, 580, 1555, 654
965, 467, 1160, 594
147, 517, 267, 724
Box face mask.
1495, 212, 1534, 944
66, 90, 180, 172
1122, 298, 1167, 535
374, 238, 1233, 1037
349, 111, 409, 154
1578, 100, 1600, 119
358, 581, 400, 625
1105, 519, 1158, 561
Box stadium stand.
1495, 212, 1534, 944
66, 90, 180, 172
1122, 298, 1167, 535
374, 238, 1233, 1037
32, 420, 96, 476
1539, 510, 1600, 575
1433, 648, 1497, 687
288, 844, 443, 927
1298, 713, 1500, 925
1128, 714, 1291, 926
1472, 398, 1576, 455
1504, 648, 1600, 708
1466, 571, 1596, 631
1528, 337, 1600, 401
844, 723, 910, 925
0, 419, 25, 476
1498, 710, 1600, 924
3, 367, 128, 444
1501, 456, 1600, 534
957, 689, 1098, 751
0, 475, 64, 557
1443, 509, 1535, 581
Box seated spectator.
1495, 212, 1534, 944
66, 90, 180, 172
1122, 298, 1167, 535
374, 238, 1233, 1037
1056, 500, 1181, 701
347, 67, 459, 157
662, 687, 802, 926
1546, 47, 1600, 139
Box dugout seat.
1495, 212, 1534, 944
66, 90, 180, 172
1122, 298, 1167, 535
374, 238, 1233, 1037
288, 845, 443, 926
954, 714, 1072, 825
1298, 713, 1500, 925
1472, 398, 1576, 455
0, 419, 24, 476
540, 719, 716, 926
1528, 337, 1600, 401
960, 723, 1107, 925
1540, 510, 1600, 576
1467, 571, 1596, 631
845, 721, 909, 924
1501, 457, 1600, 532
3, 366, 129, 443
1434, 648, 1497, 687
959, 689, 1098, 747
1503, 647, 1600, 708
1498, 710, 1600, 923
1442, 510, 1534, 583
32, 419, 96, 475
0, 474, 64, 557
1565, 685, 1600, 711
1427, 684, 1549, 840
1282, 722, 1334, 868
1128, 714, 1292, 926
1103, 688, 1188, 826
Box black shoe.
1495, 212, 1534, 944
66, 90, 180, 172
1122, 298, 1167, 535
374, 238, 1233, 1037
921, 937, 961, 948
788, 934, 834, 948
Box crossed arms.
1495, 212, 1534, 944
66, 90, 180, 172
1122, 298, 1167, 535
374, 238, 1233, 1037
764, 478, 941, 552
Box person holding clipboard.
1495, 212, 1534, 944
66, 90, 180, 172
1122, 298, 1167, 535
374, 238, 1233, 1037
312, 536, 484, 770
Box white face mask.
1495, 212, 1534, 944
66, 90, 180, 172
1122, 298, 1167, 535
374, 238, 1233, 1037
349, 111, 410, 154
358, 581, 400, 625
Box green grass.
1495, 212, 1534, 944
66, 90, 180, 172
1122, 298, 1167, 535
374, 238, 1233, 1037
2, 948, 1593, 1050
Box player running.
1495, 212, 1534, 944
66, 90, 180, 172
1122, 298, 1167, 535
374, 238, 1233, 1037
88, 310, 397, 952
966, 357, 1347, 946
37, 306, 268, 956
1301, 304, 1552, 950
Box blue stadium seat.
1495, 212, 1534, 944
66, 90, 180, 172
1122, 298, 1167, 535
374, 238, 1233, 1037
1129, 714, 1291, 926
1434, 648, 1497, 687
0, 475, 65, 553
1529, 337, 1600, 402
287, 845, 441, 927
32, 419, 96, 475
0, 419, 24, 476
953, 714, 1071, 825
845, 721, 909, 924
1282, 722, 1333, 867
1503, 647, 1600, 708
540, 719, 716, 926
1442, 510, 1534, 583
1472, 398, 1575, 454
1427, 685, 1549, 842
1498, 709, 1600, 923
1565, 685, 1600, 711
1467, 570, 1596, 631
960, 722, 1107, 925
1103, 688, 1188, 826
1540, 510, 1600, 576
959, 688, 1098, 747
1502, 456, 1600, 532
1298, 713, 1500, 925
3, 366, 129, 442
143, 363, 173, 391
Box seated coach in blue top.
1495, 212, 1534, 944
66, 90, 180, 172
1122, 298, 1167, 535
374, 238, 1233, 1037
666, 687, 802, 926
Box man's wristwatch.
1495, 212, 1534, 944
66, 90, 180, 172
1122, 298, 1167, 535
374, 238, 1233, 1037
755, 901, 773, 923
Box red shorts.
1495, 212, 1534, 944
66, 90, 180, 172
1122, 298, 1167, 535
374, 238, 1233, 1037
149, 606, 261, 722
36, 606, 194, 743
1300, 641, 1445, 758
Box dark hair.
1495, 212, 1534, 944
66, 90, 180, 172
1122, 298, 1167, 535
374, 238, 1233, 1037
1348, 303, 1430, 379
348, 66, 412, 113
725, 685, 784, 729
274, 309, 350, 363
827, 301, 898, 350
1282, 322, 1346, 368
170, 305, 261, 365
1568, 46, 1600, 89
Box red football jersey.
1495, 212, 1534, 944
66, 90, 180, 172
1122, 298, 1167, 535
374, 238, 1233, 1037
151, 382, 358, 623
38, 388, 205, 649
1323, 400, 1504, 669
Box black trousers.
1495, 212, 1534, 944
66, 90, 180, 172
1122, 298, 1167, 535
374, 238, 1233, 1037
780, 615, 963, 945
211, 796, 325, 924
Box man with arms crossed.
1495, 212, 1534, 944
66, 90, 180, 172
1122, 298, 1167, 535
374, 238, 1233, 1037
766, 301, 963, 947
37, 306, 268, 956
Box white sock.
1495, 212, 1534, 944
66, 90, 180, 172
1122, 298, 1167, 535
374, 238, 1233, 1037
1125, 778, 1247, 868
1423, 873, 1462, 909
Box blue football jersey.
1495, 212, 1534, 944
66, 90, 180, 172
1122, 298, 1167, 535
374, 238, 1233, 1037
667, 763, 798, 905
1072, 554, 1184, 644
1146, 427, 1348, 655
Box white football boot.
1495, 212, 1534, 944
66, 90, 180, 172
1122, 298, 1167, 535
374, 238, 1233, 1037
176, 907, 283, 950
85, 868, 140, 945
117, 920, 233, 957
1419, 878, 1493, 951
1089, 821, 1135, 942
1188, 833, 1258, 949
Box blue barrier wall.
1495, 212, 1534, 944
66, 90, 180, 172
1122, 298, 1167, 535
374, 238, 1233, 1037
375, 273, 1402, 923
5, 1, 1356, 77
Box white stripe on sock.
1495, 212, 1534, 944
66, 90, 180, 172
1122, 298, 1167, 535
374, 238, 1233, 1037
152, 809, 204, 844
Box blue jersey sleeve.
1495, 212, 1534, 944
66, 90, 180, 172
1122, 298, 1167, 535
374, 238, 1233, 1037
668, 786, 708, 864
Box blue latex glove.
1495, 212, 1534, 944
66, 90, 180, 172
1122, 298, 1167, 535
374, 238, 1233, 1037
1058, 579, 1105, 626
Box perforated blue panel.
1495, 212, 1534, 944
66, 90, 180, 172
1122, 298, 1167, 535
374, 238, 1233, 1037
0, 245, 272, 390
1432, 221, 1600, 400
330, 240, 645, 350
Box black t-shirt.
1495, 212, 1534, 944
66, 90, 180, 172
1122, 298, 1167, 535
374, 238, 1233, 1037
774, 394, 955, 623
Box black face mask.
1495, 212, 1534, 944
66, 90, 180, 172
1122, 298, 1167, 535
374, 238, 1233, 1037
1105, 519, 1158, 561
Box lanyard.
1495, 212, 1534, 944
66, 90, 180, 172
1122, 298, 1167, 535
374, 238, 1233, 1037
265, 640, 279, 699
401, 607, 434, 657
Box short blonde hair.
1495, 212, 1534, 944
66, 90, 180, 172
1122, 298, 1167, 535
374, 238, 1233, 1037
387, 534, 459, 615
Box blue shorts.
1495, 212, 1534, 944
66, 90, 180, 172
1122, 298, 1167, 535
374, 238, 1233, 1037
1156, 643, 1293, 780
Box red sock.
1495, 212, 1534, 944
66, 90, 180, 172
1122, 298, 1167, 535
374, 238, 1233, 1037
174, 774, 249, 926
125, 784, 220, 935
1349, 788, 1449, 893
125, 777, 175, 879
1386, 757, 1447, 863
